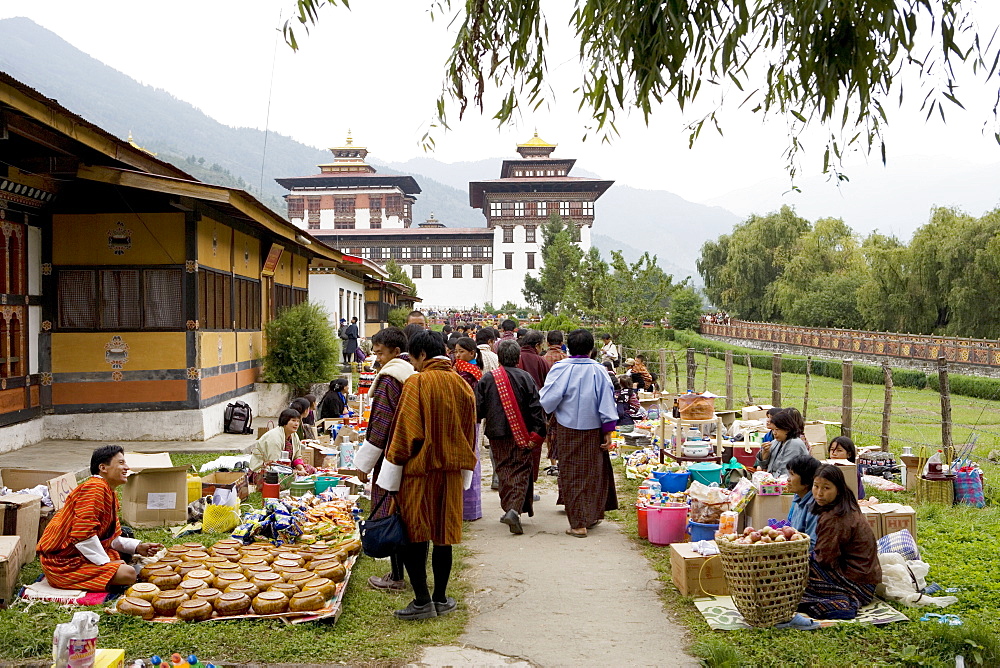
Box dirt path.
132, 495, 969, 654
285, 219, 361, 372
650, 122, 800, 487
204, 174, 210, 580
411, 446, 698, 667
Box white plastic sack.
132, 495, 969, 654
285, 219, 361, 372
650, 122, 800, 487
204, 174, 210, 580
877, 553, 957, 608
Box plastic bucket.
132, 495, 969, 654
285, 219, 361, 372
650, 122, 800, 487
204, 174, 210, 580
689, 462, 723, 486
655, 470, 690, 493
687, 520, 720, 542
636, 504, 649, 539
646, 503, 689, 546
290, 479, 314, 497
314, 476, 340, 494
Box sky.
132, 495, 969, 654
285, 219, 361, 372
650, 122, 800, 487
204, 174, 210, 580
2, 0, 1000, 213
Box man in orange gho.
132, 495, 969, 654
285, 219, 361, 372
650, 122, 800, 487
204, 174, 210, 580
37, 445, 162, 591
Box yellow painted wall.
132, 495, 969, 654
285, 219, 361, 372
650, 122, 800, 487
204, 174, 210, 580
273, 248, 292, 285
234, 230, 261, 279
236, 331, 264, 363
292, 254, 308, 288
52, 213, 185, 265
198, 331, 238, 369
51, 332, 187, 373
196, 217, 233, 273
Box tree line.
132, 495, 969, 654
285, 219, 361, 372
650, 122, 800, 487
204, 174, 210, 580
697, 205, 1000, 339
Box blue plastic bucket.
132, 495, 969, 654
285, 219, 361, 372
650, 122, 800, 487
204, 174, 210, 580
688, 462, 723, 486
687, 520, 720, 542
654, 470, 690, 493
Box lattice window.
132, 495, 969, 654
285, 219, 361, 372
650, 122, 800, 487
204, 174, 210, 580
390, 247, 403, 259
432, 265, 442, 278
473, 265, 483, 279
570, 201, 583, 217
369, 196, 382, 212
582, 201, 595, 216
527, 253, 536, 270
453, 265, 463, 278
489, 202, 501, 217
334, 197, 356, 216
538, 201, 548, 217
525, 226, 536, 243
472, 246, 484, 258
143, 269, 185, 329
100, 270, 141, 329
503, 227, 514, 243
500, 201, 514, 217
386, 195, 404, 216
59, 268, 183, 330
560, 201, 571, 217
513, 201, 525, 217
287, 197, 304, 219
412, 265, 422, 279
504, 253, 513, 270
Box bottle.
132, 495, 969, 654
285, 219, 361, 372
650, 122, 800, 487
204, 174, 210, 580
648, 477, 662, 501
187, 656, 202, 668
672, 398, 680, 418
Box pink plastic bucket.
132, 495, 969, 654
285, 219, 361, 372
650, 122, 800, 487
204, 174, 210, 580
646, 503, 689, 546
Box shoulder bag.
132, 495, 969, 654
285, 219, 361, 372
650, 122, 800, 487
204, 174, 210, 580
360, 493, 409, 558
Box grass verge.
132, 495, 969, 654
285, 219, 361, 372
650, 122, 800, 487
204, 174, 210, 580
0, 452, 469, 666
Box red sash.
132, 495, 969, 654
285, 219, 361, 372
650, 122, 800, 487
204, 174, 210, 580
494, 366, 543, 449
455, 359, 483, 381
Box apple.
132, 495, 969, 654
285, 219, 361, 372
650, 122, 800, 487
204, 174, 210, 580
774, 535, 786, 542
750, 531, 761, 542
781, 526, 795, 539
760, 535, 773, 543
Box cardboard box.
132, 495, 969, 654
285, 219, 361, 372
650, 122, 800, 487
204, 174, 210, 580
804, 421, 842, 457
200, 471, 249, 501
741, 493, 794, 530
860, 506, 882, 538
122, 453, 188, 528
94, 649, 126, 668
0, 468, 78, 511
0, 535, 25, 608
740, 405, 775, 421
0, 494, 42, 561
900, 455, 920, 491
823, 459, 858, 497
670, 541, 730, 597
872, 503, 917, 540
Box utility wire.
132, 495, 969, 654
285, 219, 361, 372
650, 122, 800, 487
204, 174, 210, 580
260, 8, 283, 195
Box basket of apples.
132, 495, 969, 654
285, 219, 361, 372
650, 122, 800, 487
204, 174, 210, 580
714, 526, 811, 627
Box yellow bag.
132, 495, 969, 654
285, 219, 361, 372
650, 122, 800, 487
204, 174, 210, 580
678, 393, 716, 420
202, 499, 242, 534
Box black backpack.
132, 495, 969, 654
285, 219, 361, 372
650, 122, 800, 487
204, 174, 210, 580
224, 400, 253, 434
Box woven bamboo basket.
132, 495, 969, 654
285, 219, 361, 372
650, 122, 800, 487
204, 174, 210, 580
916, 477, 955, 505
716, 537, 811, 627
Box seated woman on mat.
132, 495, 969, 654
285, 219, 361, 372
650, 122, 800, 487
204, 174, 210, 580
798, 464, 881, 620
249, 408, 312, 475
37, 445, 162, 592
754, 407, 809, 475
785, 454, 822, 542
828, 435, 866, 500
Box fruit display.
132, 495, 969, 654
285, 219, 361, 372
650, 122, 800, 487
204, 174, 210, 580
717, 525, 811, 545
119, 535, 358, 622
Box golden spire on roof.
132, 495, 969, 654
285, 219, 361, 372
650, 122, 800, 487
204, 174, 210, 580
345, 129, 353, 146
125, 130, 157, 156
517, 131, 556, 148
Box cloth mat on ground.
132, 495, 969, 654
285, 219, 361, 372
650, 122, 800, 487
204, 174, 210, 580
694, 596, 909, 630
19, 576, 113, 605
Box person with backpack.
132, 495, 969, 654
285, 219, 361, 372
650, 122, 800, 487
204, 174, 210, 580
343, 317, 360, 367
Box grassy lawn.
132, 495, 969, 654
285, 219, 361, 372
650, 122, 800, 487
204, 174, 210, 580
610, 337, 1000, 667
0, 452, 469, 667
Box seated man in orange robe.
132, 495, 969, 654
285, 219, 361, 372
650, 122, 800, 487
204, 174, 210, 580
37, 445, 161, 591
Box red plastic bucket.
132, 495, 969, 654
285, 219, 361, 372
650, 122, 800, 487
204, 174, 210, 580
636, 504, 649, 538
646, 503, 689, 546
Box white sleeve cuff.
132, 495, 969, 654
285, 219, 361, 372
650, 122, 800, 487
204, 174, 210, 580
353, 440, 383, 475
75, 535, 111, 566
462, 469, 474, 490
376, 460, 404, 492
111, 536, 141, 554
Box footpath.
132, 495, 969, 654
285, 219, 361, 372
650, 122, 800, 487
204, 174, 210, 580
412, 453, 698, 668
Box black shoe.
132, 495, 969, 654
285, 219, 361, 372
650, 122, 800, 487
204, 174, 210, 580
433, 597, 458, 616
491, 474, 500, 491
394, 599, 437, 620
500, 509, 523, 535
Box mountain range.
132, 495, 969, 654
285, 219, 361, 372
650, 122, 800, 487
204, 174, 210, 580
0, 16, 740, 279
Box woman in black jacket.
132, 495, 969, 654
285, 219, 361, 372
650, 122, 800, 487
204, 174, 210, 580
317, 378, 349, 421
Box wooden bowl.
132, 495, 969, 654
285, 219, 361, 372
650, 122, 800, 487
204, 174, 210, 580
269, 582, 300, 598
117, 596, 155, 620
180, 542, 206, 551
251, 572, 284, 591
214, 591, 252, 616
214, 572, 248, 589
212, 548, 241, 561
151, 590, 189, 616
178, 579, 208, 596
192, 587, 223, 606
182, 550, 210, 563
177, 562, 207, 576
277, 552, 305, 567
287, 571, 317, 589
154, 555, 184, 570
125, 582, 161, 602
212, 539, 243, 550
244, 564, 273, 579
252, 590, 289, 615
139, 564, 174, 580
225, 581, 260, 599
176, 599, 213, 622
272, 559, 300, 572
302, 577, 337, 599
288, 589, 325, 612
147, 572, 182, 590
166, 545, 190, 556
212, 563, 243, 576
183, 569, 215, 587
314, 562, 346, 583
203, 556, 231, 571
278, 566, 310, 582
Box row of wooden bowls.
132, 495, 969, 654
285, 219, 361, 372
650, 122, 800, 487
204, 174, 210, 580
116, 538, 361, 621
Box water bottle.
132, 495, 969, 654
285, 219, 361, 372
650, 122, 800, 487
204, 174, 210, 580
649, 477, 662, 503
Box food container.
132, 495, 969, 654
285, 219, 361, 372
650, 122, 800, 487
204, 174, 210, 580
176, 599, 214, 622
117, 596, 155, 619
182, 550, 210, 563
225, 581, 260, 599
314, 562, 346, 583
178, 579, 208, 596
269, 582, 301, 598
152, 590, 189, 616
682, 445, 712, 458
214, 591, 252, 616
251, 572, 284, 590
252, 591, 289, 615
214, 572, 248, 589
303, 577, 336, 599
278, 566, 310, 582
288, 589, 325, 612
183, 569, 215, 587
125, 583, 161, 602
192, 588, 223, 606
147, 572, 182, 590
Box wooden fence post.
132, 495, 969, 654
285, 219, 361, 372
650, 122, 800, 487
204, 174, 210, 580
745, 353, 754, 404
803, 356, 812, 419
671, 351, 680, 394
725, 350, 734, 410
842, 359, 853, 438
938, 356, 953, 461
881, 360, 893, 452
771, 353, 782, 407
658, 348, 667, 395
686, 348, 696, 392
703, 348, 710, 392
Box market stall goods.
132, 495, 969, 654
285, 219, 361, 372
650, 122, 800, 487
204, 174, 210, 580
303, 578, 336, 599
214, 572, 248, 589
140, 564, 173, 580
152, 591, 189, 616
177, 579, 209, 596
225, 582, 260, 599
314, 562, 346, 583
177, 562, 207, 576
192, 588, 223, 605
124, 583, 160, 602
252, 591, 289, 615
148, 572, 182, 590
214, 591, 252, 616
182, 550, 211, 563
176, 600, 214, 622
269, 582, 300, 598
117, 597, 155, 620
251, 572, 284, 591
288, 590, 325, 612
287, 571, 317, 589
183, 569, 215, 587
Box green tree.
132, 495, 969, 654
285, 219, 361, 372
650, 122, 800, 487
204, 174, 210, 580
576, 246, 609, 317
387, 306, 409, 328
857, 233, 912, 332
284, 1, 991, 178
697, 205, 810, 321
384, 258, 417, 298
262, 301, 340, 394
670, 287, 702, 331
599, 251, 674, 343
522, 215, 583, 314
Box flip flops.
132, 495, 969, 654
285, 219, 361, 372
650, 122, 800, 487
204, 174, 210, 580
774, 613, 820, 630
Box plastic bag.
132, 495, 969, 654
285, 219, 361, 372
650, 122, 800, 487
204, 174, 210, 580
688, 481, 731, 523
877, 553, 957, 608
202, 498, 242, 533
678, 393, 715, 420
53, 611, 98, 668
